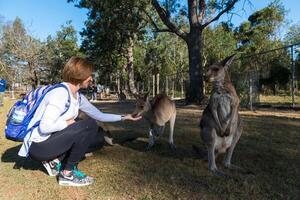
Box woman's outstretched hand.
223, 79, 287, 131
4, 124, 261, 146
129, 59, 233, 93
122, 114, 142, 121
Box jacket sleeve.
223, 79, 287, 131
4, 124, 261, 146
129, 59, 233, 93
39, 88, 69, 134
79, 94, 122, 122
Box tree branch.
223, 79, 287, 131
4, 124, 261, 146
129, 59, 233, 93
151, 0, 187, 40
141, 8, 172, 33
202, 0, 239, 28
188, 0, 198, 26
198, 0, 206, 23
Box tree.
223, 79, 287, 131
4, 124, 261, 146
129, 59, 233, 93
69, 0, 148, 94
42, 21, 81, 84
203, 22, 237, 66
1, 17, 43, 89
285, 23, 300, 44
259, 58, 290, 95
151, 0, 240, 103
236, 3, 285, 54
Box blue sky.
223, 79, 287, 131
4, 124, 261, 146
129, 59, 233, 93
0, 0, 299, 44
0, 0, 88, 43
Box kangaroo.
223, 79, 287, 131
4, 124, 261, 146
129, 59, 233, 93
200, 54, 246, 178
132, 93, 176, 150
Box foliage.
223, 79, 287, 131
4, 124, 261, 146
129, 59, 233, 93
0, 17, 43, 88
284, 23, 300, 44
259, 58, 291, 95
42, 21, 81, 84
70, 0, 148, 89
203, 22, 237, 66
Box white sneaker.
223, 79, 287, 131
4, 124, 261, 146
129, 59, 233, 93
42, 160, 61, 176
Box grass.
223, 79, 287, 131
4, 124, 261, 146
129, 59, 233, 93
259, 94, 300, 107
0, 97, 299, 200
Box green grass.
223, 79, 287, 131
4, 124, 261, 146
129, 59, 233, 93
0, 98, 299, 200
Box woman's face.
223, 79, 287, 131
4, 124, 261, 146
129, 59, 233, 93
80, 76, 92, 89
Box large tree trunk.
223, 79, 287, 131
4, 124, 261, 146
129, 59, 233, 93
186, 29, 204, 103
29, 62, 38, 89
126, 35, 137, 94
151, 0, 238, 104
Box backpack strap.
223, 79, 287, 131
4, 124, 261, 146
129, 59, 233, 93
23, 83, 72, 157
50, 83, 71, 116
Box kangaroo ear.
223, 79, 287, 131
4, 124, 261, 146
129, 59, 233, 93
222, 54, 236, 69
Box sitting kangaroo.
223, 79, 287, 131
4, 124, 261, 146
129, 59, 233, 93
200, 54, 246, 178
132, 93, 176, 150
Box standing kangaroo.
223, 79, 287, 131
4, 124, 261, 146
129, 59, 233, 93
200, 54, 245, 178
132, 93, 176, 150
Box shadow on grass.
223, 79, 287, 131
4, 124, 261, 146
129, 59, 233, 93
1, 144, 44, 172
113, 130, 205, 161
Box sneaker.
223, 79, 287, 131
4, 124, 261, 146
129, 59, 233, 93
73, 166, 94, 182
42, 160, 61, 176
58, 168, 93, 187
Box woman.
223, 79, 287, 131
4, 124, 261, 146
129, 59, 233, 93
18, 56, 141, 186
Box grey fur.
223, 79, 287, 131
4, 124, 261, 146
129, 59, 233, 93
200, 55, 246, 178
133, 93, 176, 150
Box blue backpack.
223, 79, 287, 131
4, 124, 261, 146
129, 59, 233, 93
5, 83, 71, 141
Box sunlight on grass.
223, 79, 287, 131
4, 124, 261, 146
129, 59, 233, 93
259, 94, 300, 105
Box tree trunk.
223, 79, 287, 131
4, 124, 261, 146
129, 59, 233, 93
116, 73, 120, 93
148, 78, 151, 94
172, 75, 175, 99
166, 76, 169, 96
126, 35, 137, 94
122, 64, 129, 94
181, 76, 184, 98
156, 73, 160, 95
152, 74, 155, 96
186, 29, 204, 103
29, 62, 38, 89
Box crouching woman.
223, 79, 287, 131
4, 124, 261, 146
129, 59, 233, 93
18, 56, 141, 186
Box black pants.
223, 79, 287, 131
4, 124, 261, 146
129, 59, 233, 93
29, 119, 104, 170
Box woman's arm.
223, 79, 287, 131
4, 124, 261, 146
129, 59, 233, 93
79, 94, 122, 122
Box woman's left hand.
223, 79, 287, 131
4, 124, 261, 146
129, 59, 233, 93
122, 114, 142, 121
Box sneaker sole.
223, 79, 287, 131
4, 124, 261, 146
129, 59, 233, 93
59, 180, 92, 187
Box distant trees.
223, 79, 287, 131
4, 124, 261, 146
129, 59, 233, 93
151, 0, 240, 103
0, 1, 298, 101
69, 0, 149, 94
235, 3, 291, 95
0, 17, 43, 89
69, 0, 241, 102
0, 18, 80, 89
42, 21, 81, 84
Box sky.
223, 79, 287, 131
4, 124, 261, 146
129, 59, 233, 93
0, 0, 299, 45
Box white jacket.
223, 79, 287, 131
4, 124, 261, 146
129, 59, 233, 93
18, 82, 122, 157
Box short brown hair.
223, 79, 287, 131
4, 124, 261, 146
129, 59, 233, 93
63, 56, 93, 85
